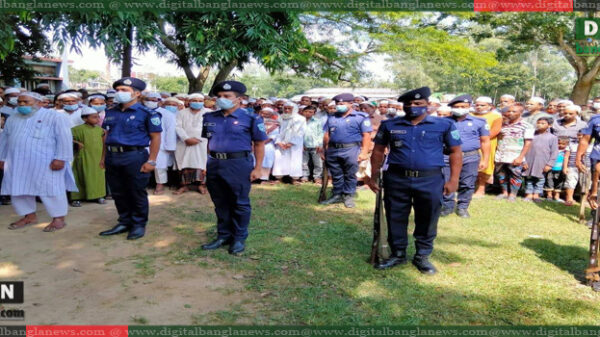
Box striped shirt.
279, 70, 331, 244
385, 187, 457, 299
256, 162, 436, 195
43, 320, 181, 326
495, 119, 534, 164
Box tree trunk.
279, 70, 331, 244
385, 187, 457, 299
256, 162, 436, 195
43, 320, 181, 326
121, 24, 133, 78
212, 60, 238, 88
187, 67, 210, 94
571, 77, 595, 105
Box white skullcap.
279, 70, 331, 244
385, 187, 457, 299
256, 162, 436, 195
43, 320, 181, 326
284, 100, 295, 107
188, 93, 204, 100
144, 92, 162, 99
500, 94, 515, 100
529, 97, 545, 105
175, 94, 188, 99
438, 104, 451, 112
160, 92, 170, 97
565, 104, 582, 114
429, 97, 440, 104
262, 99, 274, 105
4, 87, 20, 95
260, 107, 274, 114
327, 101, 336, 107
475, 96, 493, 104
379, 100, 389, 104
57, 93, 79, 100
559, 99, 574, 106
88, 94, 106, 101
81, 107, 98, 116
164, 97, 184, 106
19, 92, 43, 101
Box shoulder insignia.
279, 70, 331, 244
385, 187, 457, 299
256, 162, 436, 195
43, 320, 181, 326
150, 116, 161, 126
451, 129, 461, 140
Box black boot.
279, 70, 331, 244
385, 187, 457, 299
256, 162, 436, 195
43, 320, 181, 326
412, 255, 437, 275
375, 251, 407, 270
320, 194, 343, 205
127, 226, 145, 240
99, 224, 129, 236
440, 207, 453, 217
201, 238, 231, 250
228, 241, 245, 255
456, 209, 470, 218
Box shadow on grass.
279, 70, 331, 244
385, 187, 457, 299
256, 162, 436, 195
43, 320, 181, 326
530, 199, 587, 223
521, 238, 588, 283
181, 184, 600, 324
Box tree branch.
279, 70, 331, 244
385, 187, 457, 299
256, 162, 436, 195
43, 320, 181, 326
557, 30, 586, 77
298, 48, 345, 70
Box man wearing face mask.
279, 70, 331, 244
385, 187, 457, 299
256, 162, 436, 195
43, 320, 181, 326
99, 77, 162, 240
200, 81, 267, 255
1, 87, 21, 116
58, 92, 88, 127
0, 92, 77, 232
320, 93, 372, 208
144, 93, 177, 195
441, 95, 490, 218
368, 87, 462, 274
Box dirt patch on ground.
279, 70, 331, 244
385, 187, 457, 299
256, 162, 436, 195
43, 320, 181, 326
0, 192, 252, 325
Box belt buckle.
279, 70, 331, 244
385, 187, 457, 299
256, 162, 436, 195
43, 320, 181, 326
215, 152, 227, 160
407, 170, 418, 178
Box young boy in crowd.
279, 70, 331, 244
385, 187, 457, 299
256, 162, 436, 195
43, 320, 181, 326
71, 109, 106, 207
523, 117, 558, 202
301, 105, 324, 183
544, 137, 569, 201
495, 103, 534, 201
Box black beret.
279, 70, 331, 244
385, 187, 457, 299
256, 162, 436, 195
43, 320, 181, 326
397, 87, 431, 104
112, 77, 147, 91
448, 94, 472, 107
332, 93, 354, 103
211, 81, 247, 95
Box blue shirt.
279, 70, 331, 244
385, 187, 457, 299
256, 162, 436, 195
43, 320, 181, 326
323, 110, 373, 144
102, 102, 163, 146
448, 114, 489, 152
201, 108, 268, 153
375, 115, 462, 170
582, 115, 600, 160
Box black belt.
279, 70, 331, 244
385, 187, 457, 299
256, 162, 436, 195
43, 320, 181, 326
387, 164, 441, 178
328, 142, 360, 149
107, 145, 146, 153
209, 151, 250, 160
463, 150, 480, 157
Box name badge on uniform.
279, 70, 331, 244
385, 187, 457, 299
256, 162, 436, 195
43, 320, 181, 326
467, 122, 472, 126
130, 116, 136, 120
233, 121, 239, 125
390, 130, 407, 134
330, 127, 336, 132
206, 132, 212, 138
205, 122, 216, 127
394, 140, 403, 147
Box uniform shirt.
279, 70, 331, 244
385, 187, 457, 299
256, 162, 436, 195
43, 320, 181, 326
323, 110, 373, 144
375, 115, 462, 170
581, 115, 600, 160
447, 115, 490, 152
201, 108, 268, 153
102, 102, 163, 146
495, 119, 534, 164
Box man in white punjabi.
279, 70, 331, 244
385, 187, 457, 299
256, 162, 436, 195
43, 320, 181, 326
0, 92, 77, 232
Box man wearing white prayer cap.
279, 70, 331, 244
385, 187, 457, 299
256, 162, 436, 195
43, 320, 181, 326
499, 94, 516, 109
1, 88, 21, 116
0, 92, 77, 232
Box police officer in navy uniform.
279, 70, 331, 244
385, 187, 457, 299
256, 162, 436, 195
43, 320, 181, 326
99, 77, 162, 240
368, 87, 463, 274
200, 81, 267, 255
441, 95, 490, 218
320, 93, 373, 208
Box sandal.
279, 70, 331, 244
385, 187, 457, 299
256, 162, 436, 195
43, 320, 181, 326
8, 217, 37, 230
564, 200, 575, 206
43, 220, 67, 232
172, 187, 187, 195
198, 185, 208, 195
71, 201, 81, 207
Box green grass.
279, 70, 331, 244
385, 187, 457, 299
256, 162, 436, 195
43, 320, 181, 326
170, 184, 600, 324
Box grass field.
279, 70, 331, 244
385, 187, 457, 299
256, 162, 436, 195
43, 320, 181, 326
162, 184, 600, 325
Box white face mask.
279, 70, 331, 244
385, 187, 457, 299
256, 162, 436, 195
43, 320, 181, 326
8, 97, 18, 106
144, 101, 158, 109
593, 102, 600, 110
452, 108, 470, 117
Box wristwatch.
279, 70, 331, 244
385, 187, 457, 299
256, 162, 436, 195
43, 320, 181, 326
146, 160, 157, 166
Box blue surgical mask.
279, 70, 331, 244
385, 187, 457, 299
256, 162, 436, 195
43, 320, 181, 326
64, 104, 79, 111
144, 101, 159, 109
115, 91, 133, 104
190, 102, 204, 110
91, 104, 106, 112
165, 105, 178, 113
335, 105, 348, 114
17, 106, 33, 115
216, 98, 235, 110
405, 106, 427, 119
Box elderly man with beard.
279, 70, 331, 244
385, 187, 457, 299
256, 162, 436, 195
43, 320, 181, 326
272, 101, 306, 184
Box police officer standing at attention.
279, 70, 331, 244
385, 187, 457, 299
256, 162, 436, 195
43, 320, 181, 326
368, 87, 462, 274
320, 93, 372, 208
99, 77, 162, 240
441, 94, 490, 218
200, 81, 267, 255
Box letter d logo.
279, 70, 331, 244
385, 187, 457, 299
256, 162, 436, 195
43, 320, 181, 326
586, 20, 599, 36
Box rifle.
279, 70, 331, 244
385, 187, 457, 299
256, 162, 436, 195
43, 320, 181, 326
369, 169, 391, 265
318, 151, 329, 203
586, 174, 600, 291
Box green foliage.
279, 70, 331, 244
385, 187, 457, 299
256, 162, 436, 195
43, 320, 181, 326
152, 75, 189, 93
69, 68, 103, 85
238, 70, 332, 98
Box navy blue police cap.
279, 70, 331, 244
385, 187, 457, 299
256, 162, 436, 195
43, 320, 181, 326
210, 81, 247, 96
448, 94, 472, 107
332, 93, 354, 103
112, 77, 147, 91
397, 87, 431, 104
